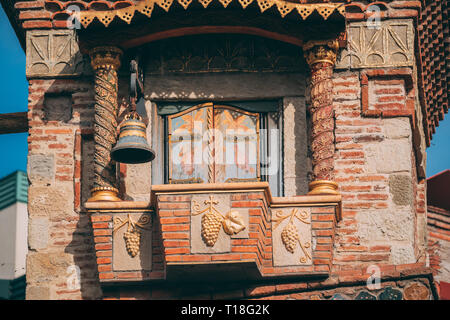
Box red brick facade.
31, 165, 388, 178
3, 0, 444, 301
23, 67, 437, 299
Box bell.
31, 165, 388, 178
111, 112, 155, 164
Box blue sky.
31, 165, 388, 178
0, 6, 448, 180
0, 7, 28, 180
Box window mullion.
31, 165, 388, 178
207, 105, 215, 183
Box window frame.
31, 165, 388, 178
164, 102, 263, 184
155, 100, 283, 196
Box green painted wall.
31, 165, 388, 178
0, 171, 27, 211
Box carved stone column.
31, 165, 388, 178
88, 46, 123, 202
304, 39, 339, 195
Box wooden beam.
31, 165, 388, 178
0, 112, 28, 134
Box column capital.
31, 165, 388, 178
89, 46, 123, 71
303, 39, 339, 67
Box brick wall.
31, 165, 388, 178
332, 68, 427, 279
22, 39, 433, 300
25, 68, 431, 299
26, 78, 103, 299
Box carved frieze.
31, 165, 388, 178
336, 20, 415, 69
144, 34, 306, 75
26, 30, 85, 77
272, 207, 312, 267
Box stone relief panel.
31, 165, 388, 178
336, 19, 414, 69
272, 207, 312, 267
112, 212, 152, 271
191, 194, 248, 254
26, 30, 85, 77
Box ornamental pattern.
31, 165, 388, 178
78, 0, 346, 27
89, 47, 123, 198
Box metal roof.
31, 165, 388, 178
0, 171, 28, 211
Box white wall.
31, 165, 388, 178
0, 202, 28, 280
15, 202, 28, 278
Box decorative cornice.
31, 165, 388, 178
79, 0, 346, 28
89, 46, 123, 71
303, 39, 340, 66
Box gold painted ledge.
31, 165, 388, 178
150, 181, 272, 204
84, 182, 341, 220
85, 200, 152, 212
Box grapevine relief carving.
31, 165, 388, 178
192, 195, 246, 247
272, 208, 312, 266
113, 214, 151, 257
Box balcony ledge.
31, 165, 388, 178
86, 182, 341, 283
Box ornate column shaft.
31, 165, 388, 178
88, 46, 123, 202
304, 39, 339, 195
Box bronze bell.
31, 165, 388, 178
111, 112, 155, 164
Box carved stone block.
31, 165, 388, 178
191, 194, 248, 254
26, 30, 85, 77
272, 207, 312, 267
336, 19, 414, 69
27, 153, 54, 183
112, 212, 152, 271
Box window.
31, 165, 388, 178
157, 101, 283, 195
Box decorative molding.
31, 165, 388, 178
336, 19, 415, 69
304, 39, 339, 67
89, 46, 123, 71
26, 30, 84, 78
144, 34, 306, 75
79, 0, 346, 28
